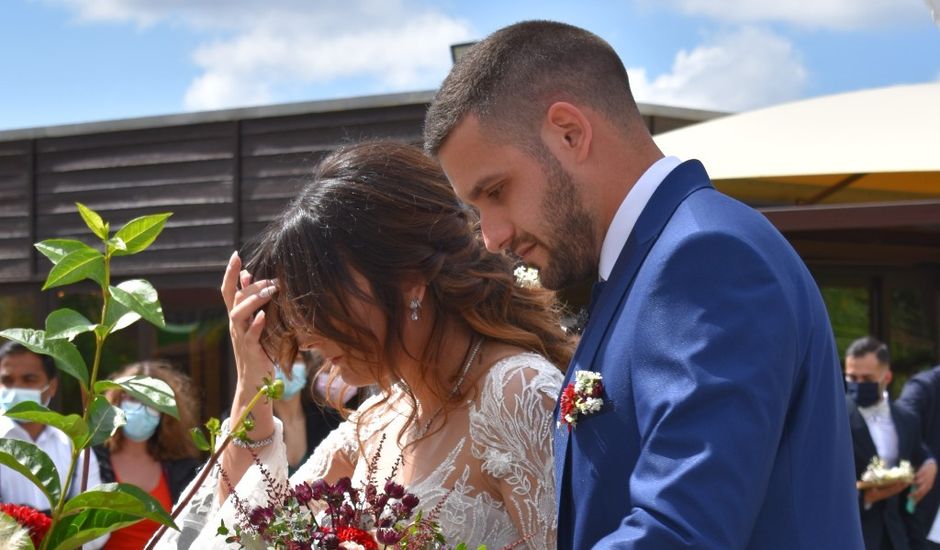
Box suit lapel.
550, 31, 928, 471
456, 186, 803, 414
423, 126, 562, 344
848, 403, 878, 466
554, 160, 714, 505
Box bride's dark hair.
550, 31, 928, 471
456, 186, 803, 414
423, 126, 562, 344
247, 140, 574, 440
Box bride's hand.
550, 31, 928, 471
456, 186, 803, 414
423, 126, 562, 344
221, 251, 277, 390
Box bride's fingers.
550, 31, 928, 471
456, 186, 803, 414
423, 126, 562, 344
244, 309, 267, 347
229, 282, 278, 328
240, 269, 253, 291
232, 278, 277, 310
221, 251, 241, 311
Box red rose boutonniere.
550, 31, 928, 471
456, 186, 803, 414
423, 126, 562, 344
558, 370, 605, 431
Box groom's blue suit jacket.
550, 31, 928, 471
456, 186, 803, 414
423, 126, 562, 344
554, 161, 864, 549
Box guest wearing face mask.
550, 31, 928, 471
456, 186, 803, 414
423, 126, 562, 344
272, 350, 358, 472
845, 336, 937, 550
94, 360, 201, 550
0, 341, 109, 548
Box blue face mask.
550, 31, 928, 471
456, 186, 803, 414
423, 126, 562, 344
275, 362, 309, 399
0, 385, 50, 414
846, 380, 882, 408
121, 401, 161, 442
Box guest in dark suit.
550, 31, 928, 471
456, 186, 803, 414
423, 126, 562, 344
898, 364, 940, 548
846, 336, 936, 550
425, 19, 864, 550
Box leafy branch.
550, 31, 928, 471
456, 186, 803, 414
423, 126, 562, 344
0, 203, 178, 550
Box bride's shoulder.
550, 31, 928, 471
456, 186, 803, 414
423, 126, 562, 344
479, 343, 565, 394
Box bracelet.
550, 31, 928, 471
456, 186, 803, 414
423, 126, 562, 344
222, 417, 274, 449
231, 433, 274, 449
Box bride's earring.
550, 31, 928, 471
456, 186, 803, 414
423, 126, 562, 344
409, 297, 421, 321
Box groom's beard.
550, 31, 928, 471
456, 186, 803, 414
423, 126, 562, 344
532, 152, 598, 291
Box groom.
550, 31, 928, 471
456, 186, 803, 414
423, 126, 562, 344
426, 20, 864, 549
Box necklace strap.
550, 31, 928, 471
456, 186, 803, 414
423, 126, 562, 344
416, 335, 484, 438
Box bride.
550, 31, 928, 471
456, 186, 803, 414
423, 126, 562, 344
156, 141, 574, 549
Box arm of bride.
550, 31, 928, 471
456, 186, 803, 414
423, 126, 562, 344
471, 355, 563, 550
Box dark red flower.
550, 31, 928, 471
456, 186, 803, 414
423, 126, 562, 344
376, 526, 404, 545
0, 503, 51, 548
559, 383, 577, 428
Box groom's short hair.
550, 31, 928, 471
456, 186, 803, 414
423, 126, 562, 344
424, 20, 644, 157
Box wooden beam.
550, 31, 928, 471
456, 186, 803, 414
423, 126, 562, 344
797, 173, 866, 205
761, 200, 940, 232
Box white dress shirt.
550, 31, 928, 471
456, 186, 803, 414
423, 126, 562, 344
598, 156, 682, 281
857, 393, 899, 467
0, 416, 108, 549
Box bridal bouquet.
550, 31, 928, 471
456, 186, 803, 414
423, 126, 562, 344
218, 435, 456, 549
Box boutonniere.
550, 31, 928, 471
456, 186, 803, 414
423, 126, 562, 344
558, 370, 605, 431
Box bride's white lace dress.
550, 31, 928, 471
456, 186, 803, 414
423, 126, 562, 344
155, 353, 562, 549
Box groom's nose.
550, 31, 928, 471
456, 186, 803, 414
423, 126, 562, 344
479, 211, 512, 254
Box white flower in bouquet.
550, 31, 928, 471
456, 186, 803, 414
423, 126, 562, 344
513, 266, 541, 288
860, 457, 914, 486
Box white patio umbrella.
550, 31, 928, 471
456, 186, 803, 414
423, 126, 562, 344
653, 82, 940, 205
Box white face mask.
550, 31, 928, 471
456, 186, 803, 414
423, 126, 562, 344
314, 373, 357, 405
0, 384, 51, 414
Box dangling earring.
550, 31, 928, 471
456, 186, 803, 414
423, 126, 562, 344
409, 297, 421, 321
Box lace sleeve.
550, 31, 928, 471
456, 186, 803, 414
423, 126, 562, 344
469, 354, 563, 550
151, 418, 289, 549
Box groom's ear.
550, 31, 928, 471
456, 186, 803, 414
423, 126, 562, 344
542, 101, 593, 164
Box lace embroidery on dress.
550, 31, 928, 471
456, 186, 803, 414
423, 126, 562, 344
153, 352, 562, 549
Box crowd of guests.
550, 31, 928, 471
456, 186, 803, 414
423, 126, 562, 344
4, 330, 940, 549
0, 340, 353, 548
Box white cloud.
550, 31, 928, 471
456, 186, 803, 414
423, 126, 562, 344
48, 0, 473, 110
629, 27, 807, 112
664, 0, 926, 29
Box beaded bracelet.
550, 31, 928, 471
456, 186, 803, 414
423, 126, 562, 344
222, 417, 274, 449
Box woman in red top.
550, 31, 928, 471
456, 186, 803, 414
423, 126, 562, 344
95, 360, 202, 550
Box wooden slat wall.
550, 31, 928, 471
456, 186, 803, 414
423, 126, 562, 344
239, 104, 426, 245
32, 122, 238, 279
0, 99, 707, 284
0, 141, 32, 280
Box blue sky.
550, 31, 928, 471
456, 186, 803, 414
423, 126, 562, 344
2, 0, 938, 131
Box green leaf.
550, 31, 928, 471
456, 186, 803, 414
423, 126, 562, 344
94, 375, 178, 419
106, 236, 127, 255
42, 247, 105, 290
45, 308, 97, 341
76, 202, 109, 241
84, 396, 125, 447
62, 482, 176, 527
45, 509, 142, 550
34, 239, 95, 266
109, 279, 165, 328
0, 438, 61, 509
3, 402, 89, 448
103, 299, 142, 335
190, 427, 210, 452
112, 212, 172, 256
0, 328, 89, 388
